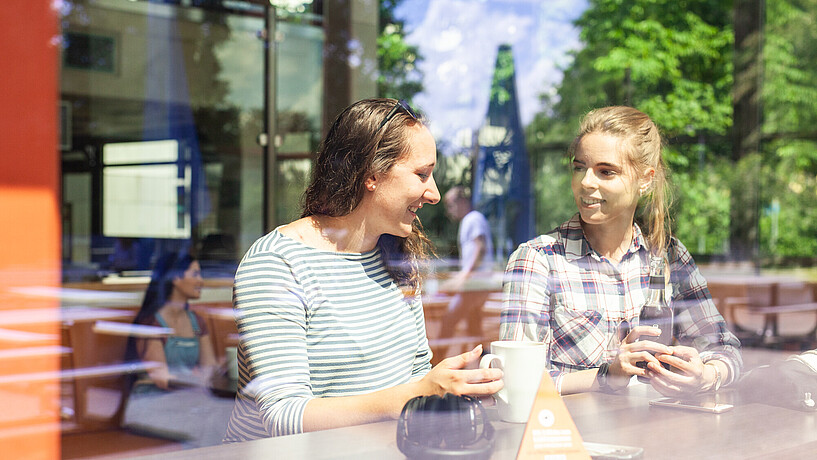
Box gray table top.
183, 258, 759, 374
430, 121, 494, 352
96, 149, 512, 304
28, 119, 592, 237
133, 377, 817, 460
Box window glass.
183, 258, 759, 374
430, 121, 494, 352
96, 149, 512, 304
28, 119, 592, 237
60, 0, 266, 278
5, 0, 814, 457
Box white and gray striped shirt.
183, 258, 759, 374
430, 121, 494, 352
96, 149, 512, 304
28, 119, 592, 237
223, 230, 432, 441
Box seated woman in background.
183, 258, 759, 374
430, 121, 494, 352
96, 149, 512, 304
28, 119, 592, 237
122, 250, 233, 447
224, 98, 503, 441
126, 251, 216, 388
501, 106, 742, 396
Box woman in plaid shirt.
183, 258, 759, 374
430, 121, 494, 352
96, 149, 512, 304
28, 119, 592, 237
500, 106, 741, 397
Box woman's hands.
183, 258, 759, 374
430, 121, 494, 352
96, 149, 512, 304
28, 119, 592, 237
606, 325, 672, 390
416, 345, 504, 397
646, 346, 718, 397
610, 326, 720, 397
303, 345, 503, 430
147, 366, 173, 390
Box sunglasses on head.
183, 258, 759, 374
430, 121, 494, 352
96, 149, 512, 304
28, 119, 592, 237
377, 99, 419, 131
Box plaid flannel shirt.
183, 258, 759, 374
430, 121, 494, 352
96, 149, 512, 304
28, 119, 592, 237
500, 214, 742, 386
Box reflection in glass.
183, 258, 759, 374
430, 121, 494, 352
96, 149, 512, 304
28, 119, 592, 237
60, 0, 265, 276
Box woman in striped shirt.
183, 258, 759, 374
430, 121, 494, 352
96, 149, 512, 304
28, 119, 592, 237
224, 99, 503, 441
501, 106, 742, 397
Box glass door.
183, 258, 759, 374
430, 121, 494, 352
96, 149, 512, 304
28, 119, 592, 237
60, 0, 266, 278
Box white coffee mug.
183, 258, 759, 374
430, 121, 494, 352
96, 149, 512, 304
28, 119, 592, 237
479, 341, 547, 423
226, 346, 238, 380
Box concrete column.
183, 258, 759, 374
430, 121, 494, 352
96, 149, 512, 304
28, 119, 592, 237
322, 0, 379, 135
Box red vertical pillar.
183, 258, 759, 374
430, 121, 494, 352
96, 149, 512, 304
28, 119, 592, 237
0, 1, 61, 458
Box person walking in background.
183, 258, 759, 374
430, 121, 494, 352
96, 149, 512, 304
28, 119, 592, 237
501, 106, 742, 397
437, 186, 495, 356
122, 250, 233, 447
223, 99, 503, 441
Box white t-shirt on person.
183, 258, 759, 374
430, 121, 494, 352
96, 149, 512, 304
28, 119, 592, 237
458, 210, 494, 272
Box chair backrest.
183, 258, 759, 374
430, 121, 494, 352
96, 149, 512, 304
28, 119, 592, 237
206, 310, 239, 362
191, 304, 238, 361
65, 316, 134, 431
746, 283, 775, 308
777, 282, 815, 305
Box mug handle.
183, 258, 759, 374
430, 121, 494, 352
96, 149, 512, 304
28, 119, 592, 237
479, 354, 507, 404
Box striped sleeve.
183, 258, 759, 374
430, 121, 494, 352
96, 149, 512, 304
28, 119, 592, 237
233, 247, 314, 437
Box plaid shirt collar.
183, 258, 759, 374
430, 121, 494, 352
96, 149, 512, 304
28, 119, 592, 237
558, 213, 648, 263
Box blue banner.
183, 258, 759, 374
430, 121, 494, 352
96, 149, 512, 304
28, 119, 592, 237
473, 44, 534, 259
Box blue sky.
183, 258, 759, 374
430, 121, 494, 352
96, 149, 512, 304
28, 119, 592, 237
396, 0, 588, 151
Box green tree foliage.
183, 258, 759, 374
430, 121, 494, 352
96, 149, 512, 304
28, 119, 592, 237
763, 0, 817, 151
758, 159, 817, 259
540, 0, 735, 167
531, 151, 576, 234
763, 0, 817, 173
490, 48, 517, 105
378, 0, 423, 101
672, 164, 731, 255
758, 0, 817, 263
529, 0, 817, 262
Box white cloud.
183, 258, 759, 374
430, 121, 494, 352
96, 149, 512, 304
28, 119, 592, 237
397, 0, 587, 152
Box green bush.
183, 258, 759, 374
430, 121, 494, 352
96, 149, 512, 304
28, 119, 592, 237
672, 163, 731, 255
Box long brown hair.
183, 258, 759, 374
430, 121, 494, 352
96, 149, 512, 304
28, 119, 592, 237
569, 106, 671, 256
301, 98, 435, 287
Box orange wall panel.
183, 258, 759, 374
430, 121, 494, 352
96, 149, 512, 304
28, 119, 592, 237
0, 1, 61, 458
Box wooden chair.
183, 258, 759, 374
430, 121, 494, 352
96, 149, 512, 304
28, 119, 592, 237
481, 292, 504, 345
196, 306, 238, 362
706, 281, 749, 324
726, 281, 817, 350
720, 282, 774, 348
63, 316, 163, 432
755, 282, 817, 350
422, 292, 496, 365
